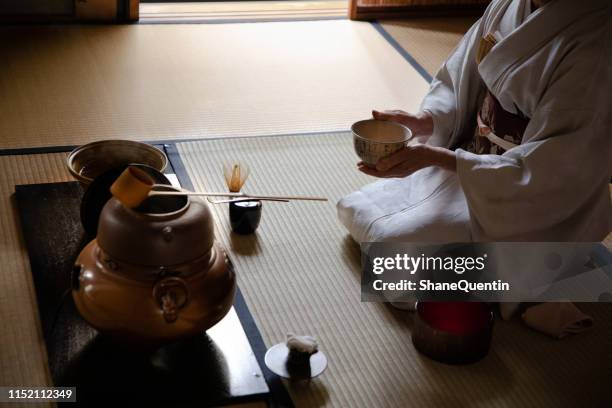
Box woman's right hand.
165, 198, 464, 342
372, 110, 434, 137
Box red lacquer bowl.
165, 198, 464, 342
412, 302, 494, 364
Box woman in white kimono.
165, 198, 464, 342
338, 0, 611, 244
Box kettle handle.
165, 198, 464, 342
71, 264, 83, 291
153, 276, 189, 323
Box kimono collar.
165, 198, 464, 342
478, 0, 606, 95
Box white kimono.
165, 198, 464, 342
338, 0, 612, 243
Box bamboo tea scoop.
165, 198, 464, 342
110, 166, 327, 209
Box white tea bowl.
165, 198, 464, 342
352, 119, 412, 167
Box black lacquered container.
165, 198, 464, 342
229, 201, 262, 234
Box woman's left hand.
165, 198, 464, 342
358, 144, 457, 178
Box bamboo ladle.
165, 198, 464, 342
110, 166, 328, 209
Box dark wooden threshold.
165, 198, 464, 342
0, 0, 139, 23
350, 3, 486, 20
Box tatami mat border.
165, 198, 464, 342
0, 130, 352, 157
0, 145, 78, 157
0, 16, 347, 27
139, 16, 347, 25
371, 22, 433, 83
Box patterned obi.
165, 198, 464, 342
464, 33, 531, 155
463, 90, 530, 155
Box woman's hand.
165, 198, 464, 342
372, 109, 433, 137
358, 144, 457, 178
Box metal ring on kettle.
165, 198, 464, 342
152, 276, 190, 323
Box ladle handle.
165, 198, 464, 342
149, 191, 328, 202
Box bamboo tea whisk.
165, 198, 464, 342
223, 162, 250, 193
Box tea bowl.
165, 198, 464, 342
352, 119, 412, 168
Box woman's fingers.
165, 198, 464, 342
357, 160, 418, 178
357, 164, 390, 178
372, 109, 409, 122
357, 164, 380, 177
358, 162, 417, 178
356, 144, 445, 178
357, 162, 388, 177
376, 147, 412, 172
371, 110, 435, 140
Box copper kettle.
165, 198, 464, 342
72, 186, 235, 346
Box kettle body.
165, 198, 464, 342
72, 190, 235, 346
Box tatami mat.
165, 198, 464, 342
0, 20, 429, 150
381, 17, 478, 77
0, 139, 610, 407
2, 15, 610, 408
0, 153, 73, 408
177, 134, 612, 408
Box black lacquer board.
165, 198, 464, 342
14, 181, 271, 407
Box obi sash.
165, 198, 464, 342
463, 34, 530, 155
